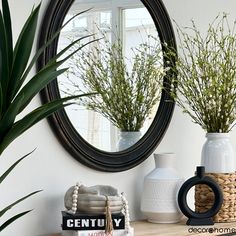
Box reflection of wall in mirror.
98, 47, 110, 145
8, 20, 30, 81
58, 0, 161, 152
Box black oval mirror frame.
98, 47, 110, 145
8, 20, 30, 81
37, 0, 177, 172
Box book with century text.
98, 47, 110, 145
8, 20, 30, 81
62, 211, 125, 231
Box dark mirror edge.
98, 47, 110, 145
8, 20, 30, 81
37, 0, 177, 172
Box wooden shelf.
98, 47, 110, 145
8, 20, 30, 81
131, 219, 236, 236
47, 219, 236, 236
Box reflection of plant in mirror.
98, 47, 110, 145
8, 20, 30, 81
64, 36, 165, 131
166, 14, 236, 133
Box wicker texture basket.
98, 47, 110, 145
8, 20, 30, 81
195, 173, 236, 223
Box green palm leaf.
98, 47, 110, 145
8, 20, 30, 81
8, 4, 41, 100
46, 34, 95, 67
0, 2, 98, 155
13, 38, 98, 115
16, 9, 92, 98
0, 149, 40, 230
0, 94, 24, 140
0, 84, 3, 117
0, 10, 9, 112
0, 191, 41, 218
0, 37, 97, 137
0, 93, 94, 154
0, 210, 32, 232
0, 150, 35, 184
2, 0, 13, 67
15, 66, 67, 114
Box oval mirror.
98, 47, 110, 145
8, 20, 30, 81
38, 0, 176, 172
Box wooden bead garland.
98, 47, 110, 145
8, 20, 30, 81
69, 182, 81, 215
121, 192, 131, 235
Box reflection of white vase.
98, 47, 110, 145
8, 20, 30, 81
201, 133, 235, 173
117, 131, 141, 151
141, 153, 184, 223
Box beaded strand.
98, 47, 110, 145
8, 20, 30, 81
69, 182, 81, 214
121, 192, 131, 235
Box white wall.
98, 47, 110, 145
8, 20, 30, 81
1, 0, 236, 235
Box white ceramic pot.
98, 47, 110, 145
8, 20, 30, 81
140, 153, 184, 223
117, 131, 141, 151
201, 133, 235, 173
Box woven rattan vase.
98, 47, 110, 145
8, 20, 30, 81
195, 173, 236, 222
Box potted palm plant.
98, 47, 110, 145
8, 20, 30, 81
0, 0, 96, 231
166, 14, 236, 173
62, 36, 166, 150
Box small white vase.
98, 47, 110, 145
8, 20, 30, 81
201, 133, 235, 173
140, 153, 184, 223
117, 131, 141, 151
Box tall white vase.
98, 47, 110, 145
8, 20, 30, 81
140, 153, 184, 223
201, 133, 235, 173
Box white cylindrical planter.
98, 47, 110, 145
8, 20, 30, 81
141, 153, 184, 223
201, 133, 235, 173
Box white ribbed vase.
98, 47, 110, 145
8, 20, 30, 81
141, 153, 184, 223
201, 133, 235, 173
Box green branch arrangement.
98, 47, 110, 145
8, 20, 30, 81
166, 14, 236, 133
63, 35, 166, 131
0, 0, 95, 231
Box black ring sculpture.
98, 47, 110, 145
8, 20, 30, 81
37, 0, 177, 172
178, 166, 223, 225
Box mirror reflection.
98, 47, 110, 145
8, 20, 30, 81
57, 0, 164, 152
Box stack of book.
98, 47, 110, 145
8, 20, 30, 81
61, 211, 134, 236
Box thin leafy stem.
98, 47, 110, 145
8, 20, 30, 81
166, 14, 236, 132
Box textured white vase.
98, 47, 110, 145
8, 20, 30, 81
140, 153, 184, 223
201, 133, 235, 173
117, 131, 141, 151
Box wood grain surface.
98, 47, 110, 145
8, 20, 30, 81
44, 219, 236, 236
